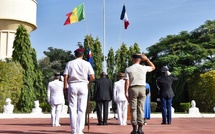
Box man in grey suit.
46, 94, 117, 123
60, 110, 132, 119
94, 72, 113, 125
47, 73, 65, 127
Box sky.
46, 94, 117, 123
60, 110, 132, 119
30, 0, 215, 59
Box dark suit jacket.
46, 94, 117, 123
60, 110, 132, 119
156, 75, 178, 99
94, 77, 113, 101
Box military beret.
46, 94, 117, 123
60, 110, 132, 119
132, 53, 142, 59
74, 48, 84, 54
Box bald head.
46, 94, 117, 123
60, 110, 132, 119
100, 72, 106, 78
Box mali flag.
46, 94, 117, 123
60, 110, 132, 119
64, 3, 85, 25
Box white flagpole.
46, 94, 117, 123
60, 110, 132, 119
103, 0, 106, 73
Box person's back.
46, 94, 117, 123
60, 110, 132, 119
156, 66, 178, 125
114, 79, 126, 102
63, 46, 95, 134
94, 77, 112, 101
156, 70, 178, 99
66, 58, 92, 83
48, 80, 64, 105
126, 64, 150, 87
124, 54, 155, 134
113, 72, 128, 125
94, 72, 112, 125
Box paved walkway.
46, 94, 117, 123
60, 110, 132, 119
0, 117, 214, 134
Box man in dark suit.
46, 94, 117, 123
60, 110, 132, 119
94, 72, 113, 125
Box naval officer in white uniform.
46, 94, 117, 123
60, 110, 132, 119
113, 72, 128, 125
64, 46, 95, 134
47, 73, 65, 127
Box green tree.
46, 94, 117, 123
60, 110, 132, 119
12, 25, 37, 112
31, 48, 47, 108
83, 35, 94, 61
188, 70, 215, 112
127, 43, 141, 66
43, 47, 75, 73
0, 61, 23, 112
115, 43, 128, 73
146, 20, 215, 110
38, 57, 53, 89
107, 48, 115, 81
84, 36, 103, 79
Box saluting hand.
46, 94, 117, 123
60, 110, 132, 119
141, 54, 148, 61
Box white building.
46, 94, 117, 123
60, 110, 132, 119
0, 0, 37, 60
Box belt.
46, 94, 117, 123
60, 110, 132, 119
130, 85, 145, 88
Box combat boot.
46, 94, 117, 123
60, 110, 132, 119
130, 125, 137, 134
137, 125, 144, 134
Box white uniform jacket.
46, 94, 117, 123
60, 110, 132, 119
113, 79, 127, 102
47, 80, 65, 105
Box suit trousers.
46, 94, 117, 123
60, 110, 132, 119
96, 100, 109, 124
68, 82, 88, 134
116, 100, 128, 125
128, 85, 146, 125
51, 104, 63, 126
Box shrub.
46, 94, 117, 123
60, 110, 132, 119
39, 102, 51, 113
188, 70, 215, 112
150, 102, 157, 112
180, 102, 190, 113
0, 61, 23, 112
88, 101, 96, 113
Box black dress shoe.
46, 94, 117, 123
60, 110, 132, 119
167, 122, 171, 125
97, 123, 102, 125
161, 122, 166, 125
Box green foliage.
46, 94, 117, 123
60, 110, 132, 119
146, 20, 215, 111
150, 102, 157, 112
88, 101, 96, 113
0, 61, 23, 112
43, 47, 75, 73
41, 47, 74, 100
127, 43, 141, 67
31, 48, 47, 106
39, 20, 215, 113
188, 70, 215, 112
40, 101, 51, 112
12, 25, 37, 112
107, 48, 115, 81
115, 43, 128, 73
84, 35, 103, 79
38, 57, 53, 87
180, 102, 191, 112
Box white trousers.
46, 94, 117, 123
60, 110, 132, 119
116, 100, 128, 125
51, 104, 63, 126
68, 82, 88, 134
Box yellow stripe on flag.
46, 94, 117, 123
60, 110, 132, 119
70, 8, 78, 23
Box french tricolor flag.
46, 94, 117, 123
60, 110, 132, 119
120, 5, 129, 29
87, 47, 94, 68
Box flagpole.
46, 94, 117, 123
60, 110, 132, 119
82, 1, 90, 133
103, 0, 106, 73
